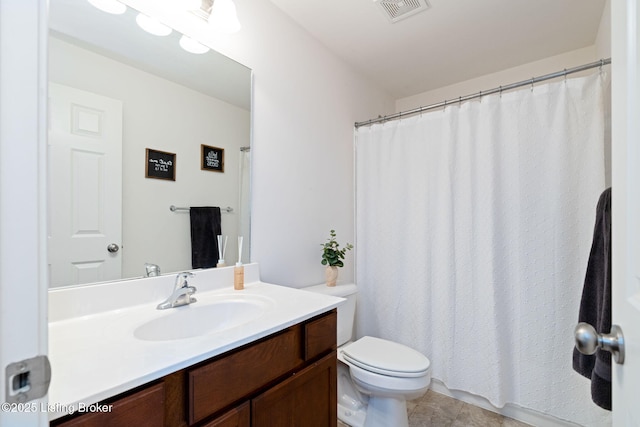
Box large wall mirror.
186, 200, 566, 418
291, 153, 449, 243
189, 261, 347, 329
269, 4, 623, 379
48, 0, 252, 288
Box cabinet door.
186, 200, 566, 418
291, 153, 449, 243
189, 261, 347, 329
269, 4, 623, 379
252, 352, 336, 427
201, 401, 250, 427
53, 383, 164, 427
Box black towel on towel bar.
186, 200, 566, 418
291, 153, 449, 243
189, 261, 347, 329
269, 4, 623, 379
572, 187, 611, 411
190, 207, 222, 269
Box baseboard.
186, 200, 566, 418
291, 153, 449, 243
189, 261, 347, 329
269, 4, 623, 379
429, 380, 583, 427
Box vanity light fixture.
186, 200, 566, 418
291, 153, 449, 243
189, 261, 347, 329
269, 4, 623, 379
179, 35, 210, 54
208, 0, 241, 34
87, 0, 127, 14
136, 13, 173, 36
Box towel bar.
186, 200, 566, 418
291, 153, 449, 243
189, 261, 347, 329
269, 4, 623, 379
170, 205, 233, 213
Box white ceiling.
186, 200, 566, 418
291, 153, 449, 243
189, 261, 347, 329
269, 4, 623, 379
269, 0, 607, 99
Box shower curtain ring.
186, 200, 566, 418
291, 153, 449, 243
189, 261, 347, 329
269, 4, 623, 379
499, 86, 503, 97
530, 77, 535, 92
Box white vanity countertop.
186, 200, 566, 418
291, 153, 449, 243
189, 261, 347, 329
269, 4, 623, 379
47, 268, 343, 421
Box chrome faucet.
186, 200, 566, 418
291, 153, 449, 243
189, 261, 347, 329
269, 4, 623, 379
145, 263, 161, 277
157, 272, 197, 310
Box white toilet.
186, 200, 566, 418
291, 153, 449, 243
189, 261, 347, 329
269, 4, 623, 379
304, 283, 431, 427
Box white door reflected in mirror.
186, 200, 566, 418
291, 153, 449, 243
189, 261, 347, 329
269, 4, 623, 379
48, 83, 123, 287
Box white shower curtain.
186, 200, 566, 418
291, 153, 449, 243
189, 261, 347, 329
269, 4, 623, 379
355, 73, 610, 426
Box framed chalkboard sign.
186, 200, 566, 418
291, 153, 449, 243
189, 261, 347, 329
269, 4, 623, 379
145, 148, 176, 181
201, 144, 224, 173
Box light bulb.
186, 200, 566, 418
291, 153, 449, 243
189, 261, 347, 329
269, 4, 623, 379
209, 0, 241, 34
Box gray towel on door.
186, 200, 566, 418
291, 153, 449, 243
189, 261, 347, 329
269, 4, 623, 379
572, 187, 611, 411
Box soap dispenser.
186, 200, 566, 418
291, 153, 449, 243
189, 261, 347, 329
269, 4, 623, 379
234, 236, 244, 290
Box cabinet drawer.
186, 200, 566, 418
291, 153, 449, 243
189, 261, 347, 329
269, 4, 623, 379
188, 327, 303, 425
304, 310, 337, 360
53, 382, 164, 427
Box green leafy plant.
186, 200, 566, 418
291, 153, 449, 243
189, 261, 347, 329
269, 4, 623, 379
321, 229, 353, 268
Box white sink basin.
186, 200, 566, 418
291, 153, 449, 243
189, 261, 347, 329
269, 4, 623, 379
134, 294, 271, 341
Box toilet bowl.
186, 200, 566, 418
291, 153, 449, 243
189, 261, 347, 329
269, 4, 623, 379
303, 283, 431, 427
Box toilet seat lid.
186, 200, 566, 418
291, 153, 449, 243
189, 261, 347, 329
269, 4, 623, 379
341, 336, 430, 378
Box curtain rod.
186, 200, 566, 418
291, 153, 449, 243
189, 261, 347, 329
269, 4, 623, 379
354, 58, 611, 129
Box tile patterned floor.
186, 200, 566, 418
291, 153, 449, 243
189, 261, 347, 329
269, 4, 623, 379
338, 390, 532, 427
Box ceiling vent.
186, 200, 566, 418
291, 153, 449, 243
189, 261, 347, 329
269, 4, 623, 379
374, 0, 431, 23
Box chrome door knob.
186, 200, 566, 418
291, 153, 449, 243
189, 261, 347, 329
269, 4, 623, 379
574, 322, 625, 364
107, 243, 120, 253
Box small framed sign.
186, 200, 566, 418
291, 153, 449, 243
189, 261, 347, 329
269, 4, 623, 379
201, 144, 224, 173
145, 148, 176, 181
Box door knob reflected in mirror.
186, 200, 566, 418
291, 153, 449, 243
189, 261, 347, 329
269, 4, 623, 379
574, 322, 625, 364
107, 243, 120, 253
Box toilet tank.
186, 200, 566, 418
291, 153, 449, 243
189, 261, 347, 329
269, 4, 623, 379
303, 283, 357, 346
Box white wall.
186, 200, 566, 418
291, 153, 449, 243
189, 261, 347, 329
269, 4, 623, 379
396, 46, 601, 112
198, 0, 396, 287
397, 0, 611, 112
49, 37, 250, 279
596, 0, 612, 59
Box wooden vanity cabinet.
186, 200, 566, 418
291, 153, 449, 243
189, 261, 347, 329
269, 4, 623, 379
52, 382, 165, 427
51, 309, 337, 427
